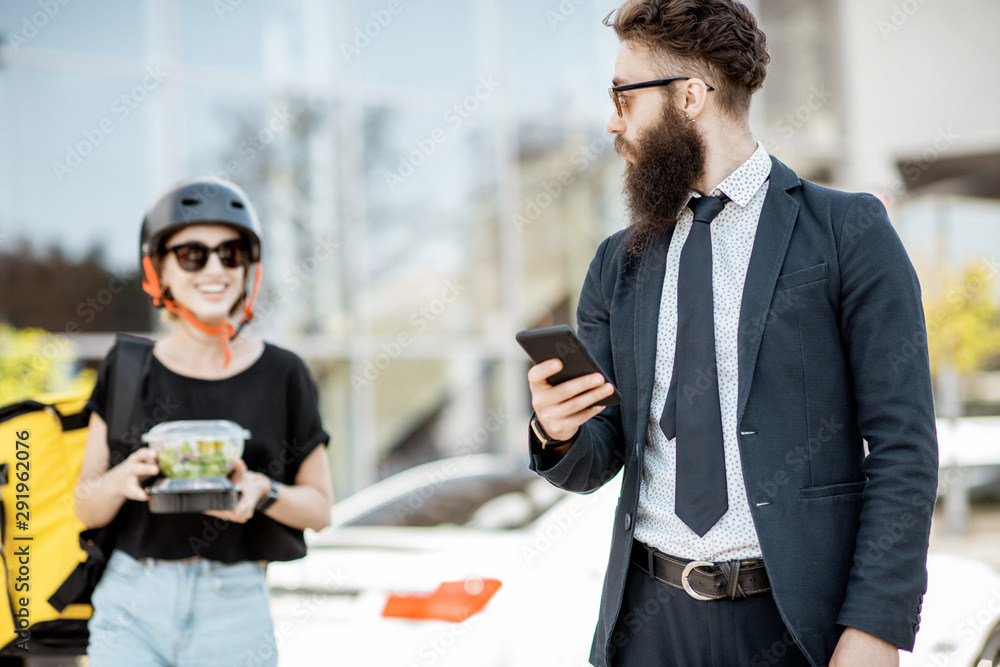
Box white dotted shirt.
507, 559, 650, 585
635, 142, 772, 561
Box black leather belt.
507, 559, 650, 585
631, 539, 771, 601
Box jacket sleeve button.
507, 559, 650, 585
624, 513, 632, 531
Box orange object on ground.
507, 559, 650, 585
382, 578, 502, 623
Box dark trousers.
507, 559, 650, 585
609, 559, 813, 667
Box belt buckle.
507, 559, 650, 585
680, 560, 716, 601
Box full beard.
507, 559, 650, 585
618, 105, 707, 258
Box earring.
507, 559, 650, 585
685, 114, 695, 125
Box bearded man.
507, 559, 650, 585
524, 1, 938, 666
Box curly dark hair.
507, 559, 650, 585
604, 0, 769, 118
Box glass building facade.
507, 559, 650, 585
0, 0, 628, 496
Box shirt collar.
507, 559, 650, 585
688, 141, 771, 208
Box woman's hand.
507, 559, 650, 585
204, 459, 271, 524
111, 447, 160, 502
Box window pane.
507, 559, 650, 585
355, 0, 483, 96
515, 122, 621, 323
504, 0, 619, 120
0, 67, 153, 269
343, 471, 556, 528
179, 0, 335, 80
0, 0, 145, 59
363, 105, 497, 337
181, 87, 346, 337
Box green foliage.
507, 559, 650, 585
0, 324, 96, 404
923, 261, 1000, 376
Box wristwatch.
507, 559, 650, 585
530, 416, 573, 450
255, 478, 279, 512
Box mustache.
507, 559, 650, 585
615, 135, 630, 157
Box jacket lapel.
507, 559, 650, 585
632, 233, 670, 438
737, 157, 801, 422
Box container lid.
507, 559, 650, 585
141, 419, 251, 443
149, 477, 240, 494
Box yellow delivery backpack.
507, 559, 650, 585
0, 393, 93, 655
0, 334, 152, 657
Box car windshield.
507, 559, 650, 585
342, 472, 567, 529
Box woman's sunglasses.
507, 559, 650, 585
163, 239, 250, 272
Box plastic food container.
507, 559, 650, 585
141, 420, 250, 513
142, 419, 249, 478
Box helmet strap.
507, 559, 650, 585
161, 299, 237, 367
243, 261, 263, 321
141, 256, 165, 307
140, 255, 265, 368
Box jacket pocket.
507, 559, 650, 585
776, 262, 828, 291
799, 480, 866, 500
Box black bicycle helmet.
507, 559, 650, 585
139, 177, 262, 269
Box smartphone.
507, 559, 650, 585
515, 325, 621, 406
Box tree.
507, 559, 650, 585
0, 325, 96, 404
0, 241, 152, 334
923, 260, 1000, 377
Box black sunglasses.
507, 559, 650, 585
609, 77, 716, 117
164, 239, 250, 271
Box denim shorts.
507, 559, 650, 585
86, 549, 277, 667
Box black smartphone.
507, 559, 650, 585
515, 325, 621, 406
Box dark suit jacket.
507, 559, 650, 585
529, 156, 938, 667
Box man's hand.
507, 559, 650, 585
830, 627, 899, 667
527, 359, 616, 443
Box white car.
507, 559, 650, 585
267, 454, 617, 667
267, 455, 1000, 666
901, 554, 1000, 667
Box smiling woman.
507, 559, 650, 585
73, 177, 334, 667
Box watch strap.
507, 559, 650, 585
255, 478, 279, 512
531, 417, 571, 450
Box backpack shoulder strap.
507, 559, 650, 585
107, 333, 154, 449
47, 334, 154, 613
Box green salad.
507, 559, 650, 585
157, 439, 236, 478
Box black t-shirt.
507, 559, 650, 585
86, 342, 329, 563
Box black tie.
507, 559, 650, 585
660, 194, 730, 537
